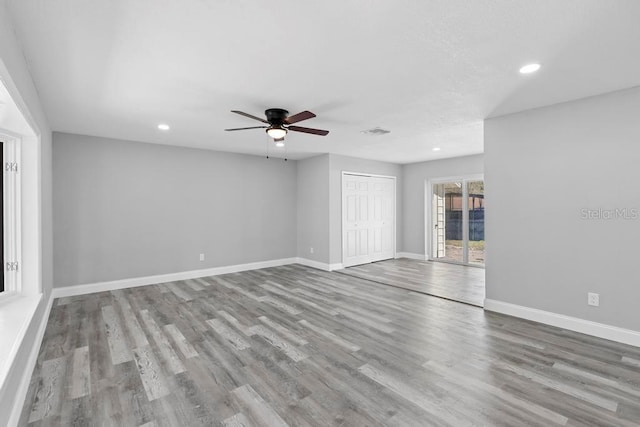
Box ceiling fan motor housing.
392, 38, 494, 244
265, 108, 289, 125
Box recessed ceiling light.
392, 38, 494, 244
158, 123, 170, 131
432, 147, 441, 152
519, 63, 541, 74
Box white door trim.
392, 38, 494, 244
0, 132, 22, 301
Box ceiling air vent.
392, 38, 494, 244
361, 127, 391, 135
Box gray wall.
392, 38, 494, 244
53, 133, 297, 287
402, 154, 484, 256
296, 154, 330, 263
328, 154, 403, 265
485, 87, 640, 331
0, 0, 54, 419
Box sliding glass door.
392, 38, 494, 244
430, 177, 484, 266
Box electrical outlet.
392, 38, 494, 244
199, 253, 205, 261
310, 247, 314, 254
588, 292, 599, 307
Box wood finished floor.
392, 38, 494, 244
339, 258, 485, 307
19, 264, 640, 426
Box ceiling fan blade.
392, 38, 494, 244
285, 110, 316, 124
289, 125, 329, 136
225, 126, 268, 131
231, 110, 268, 124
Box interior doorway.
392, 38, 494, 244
342, 172, 396, 267
429, 176, 485, 267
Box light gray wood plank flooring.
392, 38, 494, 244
339, 258, 485, 306
19, 264, 640, 426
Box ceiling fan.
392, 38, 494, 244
225, 108, 329, 141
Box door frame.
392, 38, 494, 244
0, 131, 22, 300
342, 171, 397, 267
425, 174, 484, 266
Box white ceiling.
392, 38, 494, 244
6, 1, 640, 163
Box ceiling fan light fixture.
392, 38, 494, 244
275, 140, 285, 147
266, 126, 287, 140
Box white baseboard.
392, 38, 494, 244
8, 294, 53, 427
396, 252, 427, 260
295, 257, 343, 272
52, 257, 297, 299
484, 299, 640, 348
329, 263, 344, 271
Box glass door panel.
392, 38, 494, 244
432, 181, 463, 263
467, 181, 485, 266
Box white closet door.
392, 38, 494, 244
370, 176, 395, 262
342, 173, 395, 267
342, 174, 372, 267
